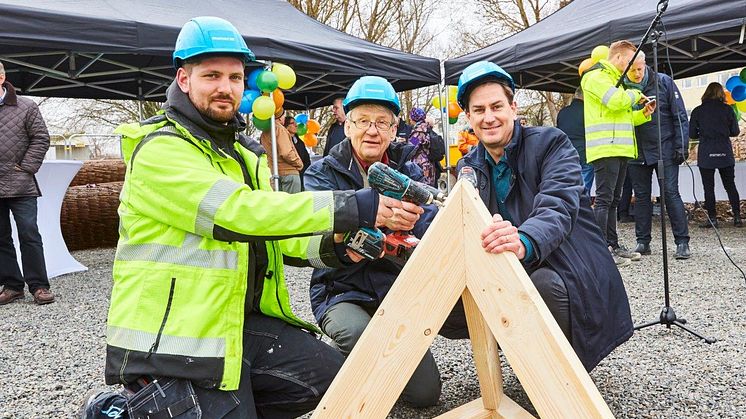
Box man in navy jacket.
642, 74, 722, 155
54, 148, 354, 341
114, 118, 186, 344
305, 76, 467, 408
624, 53, 691, 259
456, 61, 633, 372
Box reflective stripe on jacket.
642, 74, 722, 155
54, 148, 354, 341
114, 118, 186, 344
581, 60, 650, 162
105, 115, 360, 391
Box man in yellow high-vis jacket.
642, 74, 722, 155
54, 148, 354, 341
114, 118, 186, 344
80, 16, 408, 419
581, 40, 655, 266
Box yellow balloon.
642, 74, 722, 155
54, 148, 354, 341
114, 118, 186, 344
272, 63, 296, 90
447, 85, 458, 101
591, 45, 609, 62
737, 100, 746, 112
431, 96, 441, 109
252, 96, 276, 120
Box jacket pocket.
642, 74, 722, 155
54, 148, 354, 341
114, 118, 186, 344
148, 278, 176, 357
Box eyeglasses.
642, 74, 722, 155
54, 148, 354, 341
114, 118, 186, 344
350, 119, 395, 131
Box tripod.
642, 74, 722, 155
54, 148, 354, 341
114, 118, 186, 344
617, 0, 715, 344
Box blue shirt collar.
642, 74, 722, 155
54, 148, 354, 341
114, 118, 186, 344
0, 86, 6, 105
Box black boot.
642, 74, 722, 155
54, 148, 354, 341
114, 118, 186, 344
735, 215, 743, 228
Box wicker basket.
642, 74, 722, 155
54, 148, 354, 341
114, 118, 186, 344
69, 159, 126, 186
61, 182, 122, 250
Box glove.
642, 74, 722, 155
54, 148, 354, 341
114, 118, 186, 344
673, 149, 686, 165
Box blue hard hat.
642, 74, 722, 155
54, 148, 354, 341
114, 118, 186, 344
456, 61, 515, 108
343, 76, 401, 115
173, 16, 255, 68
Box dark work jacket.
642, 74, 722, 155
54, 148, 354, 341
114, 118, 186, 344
625, 69, 689, 165
458, 124, 633, 371
0, 81, 50, 198
304, 139, 437, 322
556, 98, 587, 164
292, 134, 311, 187
689, 99, 740, 169
323, 122, 346, 156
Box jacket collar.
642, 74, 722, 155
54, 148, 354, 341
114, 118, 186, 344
462, 122, 523, 178
1, 81, 18, 106
324, 139, 416, 185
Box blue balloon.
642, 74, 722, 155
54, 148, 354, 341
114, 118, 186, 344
295, 113, 309, 124
732, 85, 746, 102
239, 89, 261, 114
725, 75, 744, 92
246, 68, 264, 91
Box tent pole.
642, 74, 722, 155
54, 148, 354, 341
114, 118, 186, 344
439, 61, 452, 193
267, 61, 280, 191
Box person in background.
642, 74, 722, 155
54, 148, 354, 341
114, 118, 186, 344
0, 60, 54, 306
260, 107, 304, 193
516, 115, 528, 127
456, 60, 633, 372
617, 174, 635, 223
581, 39, 655, 266
323, 97, 347, 156
556, 86, 594, 196
623, 52, 691, 258
284, 115, 311, 190
689, 82, 742, 228
407, 107, 438, 187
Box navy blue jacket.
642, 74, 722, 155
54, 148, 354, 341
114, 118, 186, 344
323, 122, 346, 156
458, 124, 633, 371
556, 98, 587, 164
690, 99, 740, 169
304, 140, 438, 322
626, 69, 689, 165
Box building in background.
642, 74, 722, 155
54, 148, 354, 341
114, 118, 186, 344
675, 68, 742, 115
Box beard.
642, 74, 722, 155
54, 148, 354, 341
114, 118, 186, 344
194, 93, 238, 123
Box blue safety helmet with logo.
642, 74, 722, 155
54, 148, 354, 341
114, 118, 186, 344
173, 16, 256, 68
456, 61, 515, 109
343, 76, 401, 115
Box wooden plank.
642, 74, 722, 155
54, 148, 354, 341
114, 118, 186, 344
462, 288, 503, 410
312, 184, 469, 419
459, 182, 614, 419
434, 395, 535, 419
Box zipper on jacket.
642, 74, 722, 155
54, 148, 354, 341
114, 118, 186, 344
147, 277, 176, 358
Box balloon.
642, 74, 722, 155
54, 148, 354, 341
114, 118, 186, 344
431, 96, 441, 109
591, 45, 609, 62
252, 96, 276, 120
296, 123, 308, 136
725, 75, 744, 92
252, 115, 272, 132
733, 104, 742, 120
578, 58, 595, 77
302, 133, 318, 147
449, 116, 458, 124
295, 113, 309, 124
247, 68, 263, 90
447, 85, 458, 101
256, 70, 279, 93
740, 67, 746, 83
269, 89, 284, 109
272, 63, 297, 90
238, 89, 261, 114
732, 85, 746, 102
725, 90, 736, 105
737, 100, 746, 112
306, 119, 321, 134
447, 101, 462, 118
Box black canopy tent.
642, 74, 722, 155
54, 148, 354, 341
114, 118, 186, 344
444, 0, 746, 93
0, 0, 441, 109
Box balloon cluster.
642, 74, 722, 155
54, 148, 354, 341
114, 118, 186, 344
292, 113, 321, 147
238, 63, 297, 131
578, 45, 610, 77
724, 68, 746, 117
431, 85, 462, 124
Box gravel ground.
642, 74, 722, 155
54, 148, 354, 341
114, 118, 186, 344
1, 221, 745, 418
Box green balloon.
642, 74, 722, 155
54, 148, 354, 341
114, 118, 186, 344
256, 71, 279, 93
252, 115, 272, 132
740, 67, 746, 83
296, 123, 308, 136
449, 116, 458, 124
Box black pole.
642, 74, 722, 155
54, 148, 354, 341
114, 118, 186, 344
630, 0, 715, 344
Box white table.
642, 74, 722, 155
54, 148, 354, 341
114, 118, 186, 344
11, 160, 87, 278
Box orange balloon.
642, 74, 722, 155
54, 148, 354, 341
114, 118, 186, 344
271, 89, 284, 109
447, 101, 462, 118
306, 119, 321, 135
725, 90, 736, 105
578, 58, 595, 77
303, 133, 318, 147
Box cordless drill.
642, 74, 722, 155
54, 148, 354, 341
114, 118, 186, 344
344, 162, 445, 266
